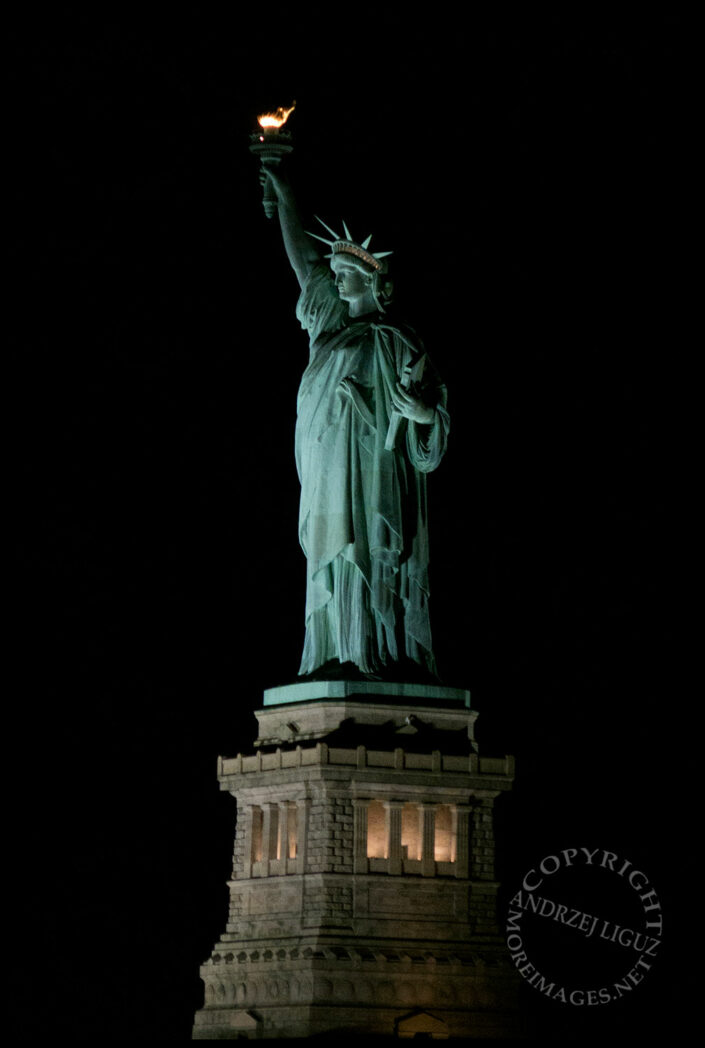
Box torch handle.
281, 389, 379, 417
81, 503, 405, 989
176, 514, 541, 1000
260, 155, 286, 219
261, 161, 279, 218
249, 135, 292, 220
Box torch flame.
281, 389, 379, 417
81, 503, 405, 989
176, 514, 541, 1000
257, 101, 296, 130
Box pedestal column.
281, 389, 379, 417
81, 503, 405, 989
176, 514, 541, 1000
353, 798, 369, 874
384, 801, 403, 875
419, 804, 436, 877
454, 803, 472, 879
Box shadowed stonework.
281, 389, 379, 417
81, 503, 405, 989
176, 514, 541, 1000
192, 687, 521, 1039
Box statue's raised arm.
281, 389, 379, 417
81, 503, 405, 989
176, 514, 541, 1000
260, 163, 319, 290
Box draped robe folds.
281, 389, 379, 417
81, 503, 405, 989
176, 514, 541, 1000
295, 264, 450, 677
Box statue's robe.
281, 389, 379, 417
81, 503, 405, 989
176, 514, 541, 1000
295, 264, 450, 677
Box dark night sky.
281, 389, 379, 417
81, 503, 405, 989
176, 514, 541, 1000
10, 10, 693, 1041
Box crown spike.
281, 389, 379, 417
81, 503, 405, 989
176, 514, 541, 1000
315, 215, 342, 241
307, 230, 336, 247
311, 216, 393, 272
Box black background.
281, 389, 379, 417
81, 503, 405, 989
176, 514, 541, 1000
10, 10, 693, 1041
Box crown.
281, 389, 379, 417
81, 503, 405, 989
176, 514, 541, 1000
307, 217, 392, 273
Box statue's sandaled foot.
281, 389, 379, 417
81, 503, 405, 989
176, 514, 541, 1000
298, 659, 369, 683
298, 657, 440, 685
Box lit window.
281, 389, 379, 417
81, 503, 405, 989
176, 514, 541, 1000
366, 800, 386, 858
401, 802, 421, 860
434, 804, 454, 862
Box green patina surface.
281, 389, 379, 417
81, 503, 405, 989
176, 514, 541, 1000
259, 163, 451, 689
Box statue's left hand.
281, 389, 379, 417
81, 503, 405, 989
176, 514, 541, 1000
392, 383, 436, 425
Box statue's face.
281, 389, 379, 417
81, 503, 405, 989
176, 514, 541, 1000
330, 255, 377, 317
330, 256, 370, 302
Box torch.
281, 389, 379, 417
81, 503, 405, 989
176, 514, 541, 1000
249, 102, 295, 218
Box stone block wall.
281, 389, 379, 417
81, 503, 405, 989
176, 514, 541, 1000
305, 792, 354, 874
194, 709, 519, 1039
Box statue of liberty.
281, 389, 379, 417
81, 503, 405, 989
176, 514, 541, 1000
260, 163, 450, 682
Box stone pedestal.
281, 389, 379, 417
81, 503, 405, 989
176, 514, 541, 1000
193, 683, 521, 1040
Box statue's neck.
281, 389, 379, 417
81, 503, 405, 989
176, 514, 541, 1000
348, 302, 377, 319
347, 291, 378, 318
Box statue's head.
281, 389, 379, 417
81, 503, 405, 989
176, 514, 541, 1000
308, 218, 394, 314
330, 254, 393, 315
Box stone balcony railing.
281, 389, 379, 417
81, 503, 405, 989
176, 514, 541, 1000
218, 743, 514, 780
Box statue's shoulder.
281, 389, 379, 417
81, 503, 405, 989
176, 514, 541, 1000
300, 261, 335, 300
297, 263, 346, 335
